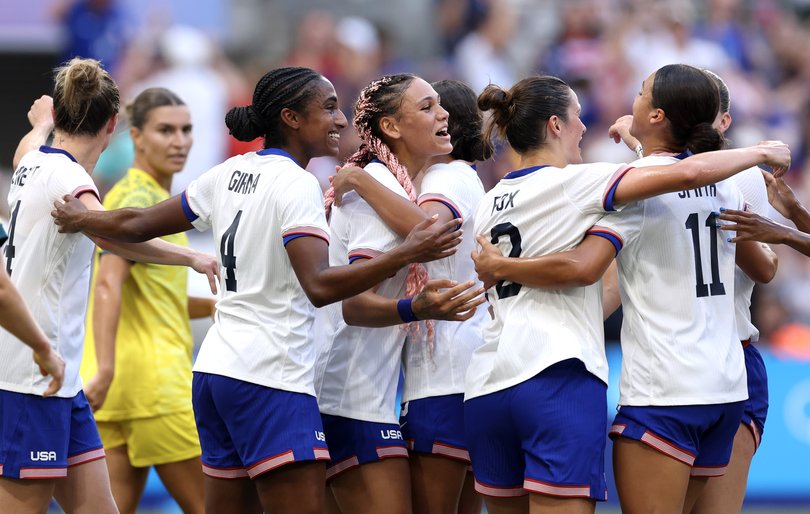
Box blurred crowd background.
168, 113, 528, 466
2, 0, 810, 509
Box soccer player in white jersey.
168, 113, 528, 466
327, 79, 490, 514
0, 58, 220, 514
462, 73, 789, 514
50, 66, 472, 514
315, 74, 483, 514
604, 70, 777, 514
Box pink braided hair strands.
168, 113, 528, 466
324, 76, 435, 348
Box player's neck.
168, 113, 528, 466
518, 147, 567, 170
50, 130, 105, 175
640, 135, 684, 157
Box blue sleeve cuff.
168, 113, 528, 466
180, 191, 199, 222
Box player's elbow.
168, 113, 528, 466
301, 283, 333, 308
341, 305, 362, 326
751, 262, 777, 284
565, 261, 603, 287
677, 166, 702, 190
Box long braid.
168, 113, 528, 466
325, 74, 434, 345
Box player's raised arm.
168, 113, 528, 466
612, 141, 791, 206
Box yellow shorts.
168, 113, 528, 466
97, 410, 201, 467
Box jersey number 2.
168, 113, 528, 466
685, 212, 726, 298
220, 210, 243, 292
490, 222, 522, 299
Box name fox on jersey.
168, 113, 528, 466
30, 451, 57, 462
678, 184, 717, 199
11, 165, 39, 187
228, 170, 260, 195
491, 191, 519, 214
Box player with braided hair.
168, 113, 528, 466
51, 66, 471, 514
315, 74, 485, 514
328, 79, 491, 514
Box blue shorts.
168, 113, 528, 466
0, 390, 104, 479
321, 414, 408, 481
610, 400, 745, 477
741, 342, 768, 450
401, 393, 470, 463
192, 373, 329, 480
464, 359, 608, 500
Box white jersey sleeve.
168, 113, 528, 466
596, 155, 748, 406
562, 162, 633, 214
417, 161, 481, 222
182, 161, 223, 231
344, 161, 407, 260
279, 175, 331, 245
46, 157, 98, 202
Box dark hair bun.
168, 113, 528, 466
686, 121, 724, 154
225, 105, 264, 142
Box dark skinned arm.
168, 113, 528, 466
285, 216, 461, 308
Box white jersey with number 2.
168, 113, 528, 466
467, 162, 632, 401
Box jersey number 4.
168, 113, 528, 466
685, 212, 726, 298
490, 222, 522, 299
220, 210, 243, 292
4, 200, 20, 276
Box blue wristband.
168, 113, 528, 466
397, 298, 419, 323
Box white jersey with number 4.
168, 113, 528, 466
0, 147, 99, 398
597, 154, 747, 406
314, 161, 410, 424
183, 148, 330, 396
466, 162, 633, 401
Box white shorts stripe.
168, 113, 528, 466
474, 479, 527, 498
313, 448, 331, 461
640, 432, 695, 466
431, 442, 470, 462
247, 450, 295, 478
201, 465, 249, 479
609, 423, 626, 436
325, 456, 360, 480
67, 448, 106, 467
0, 464, 3, 476
376, 446, 409, 459
524, 479, 591, 497
691, 466, 728, 477
19, 467, 67, 479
